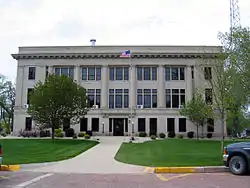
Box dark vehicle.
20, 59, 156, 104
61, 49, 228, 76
223, 142, 250, 175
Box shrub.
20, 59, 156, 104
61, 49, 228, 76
1, 132, 7, 137
207, 133, 213, 139
78, 132, 85, 137
168, 131, 176, 138
159, 132, 166, 138
178, 134, 184, 139
65, 128, 74, 137
40, 130, 51, 137
150, 135, 156, 140
86, 130, 92, 136
55, 128, 62, 134
130, 136, 135, 141
20, 130, 37, 137
84, 134, 90, 139
187, 131, 194, 138
138, 132, 147, 137
55, 132, 64, 137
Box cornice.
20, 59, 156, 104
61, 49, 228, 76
11, 52, 218, 60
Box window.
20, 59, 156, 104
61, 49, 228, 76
80, 118, 88, 132
137, 89, 157, 108
25, 117, 32, 131
138, 118, 146, 132
165, 89, 186, 108
137, 67, 157, 81
179, 118, 186, 132
165, 67, 185, 81
109, 118, 112, 132
205, 88, 213, 104
55, 67, 74, 79
45, 66, 49, 78
204, 67, 212, 80
207, 118, 214, 132
27, 88, 34, 104
28, 67, 36, 80
91, 118, 99, 132
109, 67, 129, 81
87, 89, 101, 107
167, 118, 175, 132
81, 67, 101, 81
109, 89, 129, 108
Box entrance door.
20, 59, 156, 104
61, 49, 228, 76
149, 118, 157, 136
113, 118, 124, 136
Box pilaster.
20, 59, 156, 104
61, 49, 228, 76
158, 65, 165, 108
101, 65, 108, 109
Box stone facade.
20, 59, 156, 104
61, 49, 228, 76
11, 45, 227, 137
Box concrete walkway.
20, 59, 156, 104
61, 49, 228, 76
27, 137, 145, 174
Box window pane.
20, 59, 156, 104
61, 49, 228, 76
61, 68, 68, 77
109, 95, 114, 108
144, 94, 151, 108
88, 68, 95, 80
55, 68, 60, 76
152, 95, 157, 108
109, 67, 114, 80
124, 67, 129, 80
165, 67, 170, 81
166, 94, 171, 108
88, 95, 95, 107
82, 68, 87, 80
69, 68, 74, 79
180, 67, 185, 80
137, 95, 143, 105
152, 67, 157, 80
180, 95, 185, 105
115, 95, 122, 108
138, 118, 146, 132
179, 118, 186, 132
124, 95, 129, 108
137, 67, 143, 80
96, 67, 101, 80
109, 89, 114, 94
172, 89, 179, 94
115, 67, 123, 80
172, 68, 179, 80
115, 89, 123, 94
137, 89, 142, 93
96, 95, 101, 107
144, 67, 151, 80
172, 95, 179, 108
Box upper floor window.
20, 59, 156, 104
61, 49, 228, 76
137, 89, 157, 108
137, 67, 157, 81
28, 67, 36, 80
165, 89, 185, 108
55, 67, 74, 79
165, 67, 185, 81
204, 67, 212, 80
205, 88, 213, 104
87, 89, 101, 108
109, 89, 129, 108
109, 67, 129, 81
82, 67, 101, 81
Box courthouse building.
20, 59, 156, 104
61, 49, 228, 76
11, 44, 226, 136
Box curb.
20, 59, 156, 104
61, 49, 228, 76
0, 165, 20, 171
154, 166, 229, 173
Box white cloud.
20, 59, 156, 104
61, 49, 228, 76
0, 0, 249, 80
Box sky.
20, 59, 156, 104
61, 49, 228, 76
0, 0, 250, 81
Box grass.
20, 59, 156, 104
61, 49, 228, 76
0, 139, 98, 165
115, 139, 243, 167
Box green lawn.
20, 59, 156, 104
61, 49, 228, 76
115, 139, 241, 167
0, 139, 98, 165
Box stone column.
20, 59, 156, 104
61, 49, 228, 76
130, 65, 136, 110
74, 65, 81, 84
158, 65, 165, 108
101, 65, 108, 109
186, 66, 193, 101
15, 66, 25, 107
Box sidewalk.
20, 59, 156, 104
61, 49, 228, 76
27, 137, 145, 174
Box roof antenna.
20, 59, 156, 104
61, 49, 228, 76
90, 39, 96, 46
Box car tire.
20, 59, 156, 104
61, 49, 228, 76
229, 156, 247, 175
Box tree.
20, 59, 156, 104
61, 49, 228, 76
27, 74, 89, 139
180, 91, 213, 139
0, 77, 15, 132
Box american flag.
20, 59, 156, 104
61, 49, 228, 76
120, 50, 131, 58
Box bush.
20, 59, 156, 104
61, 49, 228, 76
65, 128, 74, 137
178, 134, 184, 139
40, 130, 51, 137
78, 132, 85, 137
168, 131, 176, 138
138, 132, 147, 137
86, 130, 92, 136
150, 135, 156, 140
84, 134, 90, 139
55, 128, 62, 134
159, 132, 166, 138
1, 132, 7, 137
187, 131, 194, 138
20, 130, 38, 137
207, 133, 213, 138
55, 132, 64, 137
